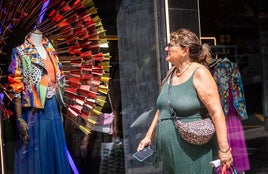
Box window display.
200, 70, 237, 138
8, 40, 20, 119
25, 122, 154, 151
0, 0, 112, 173
8, 29, 71, 174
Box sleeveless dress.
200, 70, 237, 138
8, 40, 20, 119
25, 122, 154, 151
156, 69, 217, 174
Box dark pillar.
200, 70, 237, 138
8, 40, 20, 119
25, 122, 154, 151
117, 0, 164, 173
116, 0, 200, 173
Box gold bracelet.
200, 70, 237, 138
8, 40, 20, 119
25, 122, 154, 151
218, 147, 230, 153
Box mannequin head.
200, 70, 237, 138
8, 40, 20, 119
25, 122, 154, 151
30, 29, 43, 45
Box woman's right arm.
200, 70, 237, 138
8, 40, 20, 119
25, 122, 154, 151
137, 109, 160, 151
136, 68, 170, 151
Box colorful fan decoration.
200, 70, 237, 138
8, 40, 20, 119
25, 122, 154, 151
0, 0, 111, 135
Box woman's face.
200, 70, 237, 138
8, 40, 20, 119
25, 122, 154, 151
165, 41, 185, 64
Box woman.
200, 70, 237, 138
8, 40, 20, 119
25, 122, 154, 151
8, 30, 71, 174
137, 29, 233, 173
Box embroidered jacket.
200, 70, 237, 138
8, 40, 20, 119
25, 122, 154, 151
8, 34, 64, 109
210, 58, 248, 119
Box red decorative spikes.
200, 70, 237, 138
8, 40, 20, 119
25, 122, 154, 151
65, 87, 78, 95
67, 77, 81, 85
84, 20, 95, 29
74, 27, 87, 37
79, 40, 91, 48
65, 36, 78, 45
80, 51, 92, 58
58, 19, 69, 28
70, 0, 81, 8
48, 9, 57, 18
50, 13, 64, 23
47, 0, 61, 9
68, 44, 81, 52
69, 70, 81, 78
70, 104, 83, 113
77, 88, 97, 99
68, 47, 81, 55
66, 13, 79, 24
70, 58, 81, 65
57, 1, 70, 13
60, 27, 73, 37
80, 14, 93, 23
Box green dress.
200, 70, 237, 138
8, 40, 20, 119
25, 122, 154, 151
156, 71, 217, 174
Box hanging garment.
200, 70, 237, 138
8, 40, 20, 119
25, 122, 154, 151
210, 58, 250, 172
210, 58, 247, 119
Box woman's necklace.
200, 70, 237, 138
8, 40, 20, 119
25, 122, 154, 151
175, 63, 192, 77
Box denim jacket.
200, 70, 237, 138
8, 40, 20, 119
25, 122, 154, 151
8, 34, 64, 108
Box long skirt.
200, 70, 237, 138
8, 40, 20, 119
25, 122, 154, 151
14, 96, 71, 174
226, 109, 250, 173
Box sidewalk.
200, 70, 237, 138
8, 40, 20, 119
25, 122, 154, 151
243, 114, 268, 174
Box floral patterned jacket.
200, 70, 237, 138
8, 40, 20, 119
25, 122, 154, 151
210, 58, 248, 119
8, 35, 64, 109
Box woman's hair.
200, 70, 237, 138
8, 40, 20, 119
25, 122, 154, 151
170, 28, 212, 66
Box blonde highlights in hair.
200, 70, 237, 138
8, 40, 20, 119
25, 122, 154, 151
170, 29, 212, 66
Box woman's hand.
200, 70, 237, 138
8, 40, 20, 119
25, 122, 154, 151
218, 147, 233, 169
137, 136, 151, 151
137, 110, 159, 151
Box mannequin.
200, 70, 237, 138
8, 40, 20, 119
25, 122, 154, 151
8, 29, 71, 174
29, 29, 47, 59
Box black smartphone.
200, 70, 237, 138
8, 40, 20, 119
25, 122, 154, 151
133, 146, 155, 162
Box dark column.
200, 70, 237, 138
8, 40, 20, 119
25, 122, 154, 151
117, 0, 164, 173
116, 0, 200, 173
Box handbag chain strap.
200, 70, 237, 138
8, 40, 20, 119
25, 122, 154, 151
167, 68, 178, 122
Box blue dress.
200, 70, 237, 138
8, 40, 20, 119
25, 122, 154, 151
14, 96, 71, 174
156, 72, 217, 174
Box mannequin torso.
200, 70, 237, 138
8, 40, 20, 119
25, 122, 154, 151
29, 31, 47, 59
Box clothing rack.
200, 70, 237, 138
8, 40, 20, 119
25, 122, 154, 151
210, 45, 238, 62
200, 37, 238, 61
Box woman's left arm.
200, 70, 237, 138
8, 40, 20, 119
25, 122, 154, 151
193, 66, 233, 168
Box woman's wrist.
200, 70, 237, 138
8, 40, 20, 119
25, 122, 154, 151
145, 134, 152, 140
218, 146, 230, 153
